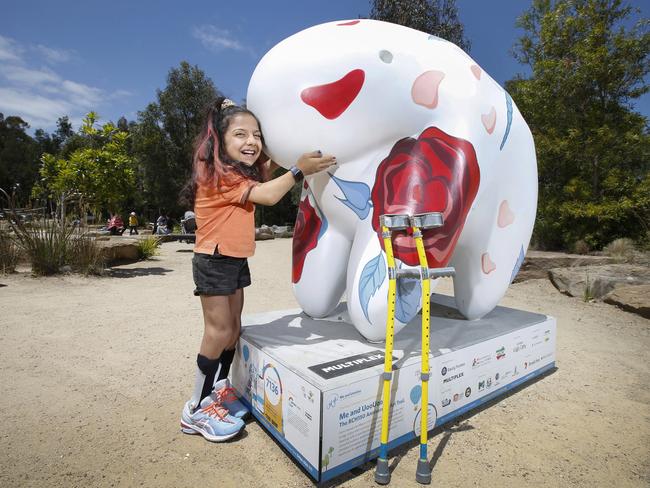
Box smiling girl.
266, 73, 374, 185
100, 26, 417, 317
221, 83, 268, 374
179, 97, 335, 442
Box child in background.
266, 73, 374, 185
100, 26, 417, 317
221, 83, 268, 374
128, 211, 138, 235
179, 97, 335, 442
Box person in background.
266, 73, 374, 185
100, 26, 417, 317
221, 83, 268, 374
128, 211, 139, 235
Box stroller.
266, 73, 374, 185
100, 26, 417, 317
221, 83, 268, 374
180, 210, 196, 243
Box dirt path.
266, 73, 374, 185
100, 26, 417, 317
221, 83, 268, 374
0, 240, 648, 487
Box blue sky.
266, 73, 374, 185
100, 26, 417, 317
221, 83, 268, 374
1, 0, 648, 132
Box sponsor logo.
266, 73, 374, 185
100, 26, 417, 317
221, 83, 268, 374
512, 341, 527, 353
496, 347, 506, 360
441, 362, 466, 376
472, 355, 492, 369
442, 397, 451, 407
453, 393, 460, 402
442, 372, 464, 384
327, 394, 338, 410
465, 387, 471, 398
308, 350, 393, 379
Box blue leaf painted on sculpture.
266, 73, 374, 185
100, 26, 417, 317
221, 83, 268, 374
330, 174, 372, 220
395, 269, 421, 323
500, 91, 513, 151
510, 245, 525, 283
359, 253, 386, 322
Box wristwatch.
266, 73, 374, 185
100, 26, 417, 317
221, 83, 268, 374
289, 165, 304, 182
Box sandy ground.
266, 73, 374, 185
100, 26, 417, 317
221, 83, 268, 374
0, 239, 648, 488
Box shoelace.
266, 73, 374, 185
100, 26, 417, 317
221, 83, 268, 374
215, 386, 239, 403
201, 401, 230, 421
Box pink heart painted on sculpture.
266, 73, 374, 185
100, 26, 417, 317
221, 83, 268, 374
411, 70, 445, 109
481, 107, 496, 134
481, 252, 496, 274
497, 200, 515, 228
470, 65, 482, 80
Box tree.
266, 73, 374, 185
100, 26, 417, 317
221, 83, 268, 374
34, 112, 138, 216
132, 61, 218, 215
0, 114, 41, 205
370, 0, 471, 51
507, 0, 649, 250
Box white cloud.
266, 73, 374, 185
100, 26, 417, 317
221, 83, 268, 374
0, 35, 23, 62
192, 25, 246, 52
0, 87, 71, 128
0, 37, 130, 130
33, 44, 74, 64
0, 65, 61, 85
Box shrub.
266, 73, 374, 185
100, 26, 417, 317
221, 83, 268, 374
0, 230, 18, 274
136, 236, 160, 260
573, 239, 590, 255
603, 238, 636, 262
69, 234, 105, 275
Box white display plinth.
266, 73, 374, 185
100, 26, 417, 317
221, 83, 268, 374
231, 295, 556, 483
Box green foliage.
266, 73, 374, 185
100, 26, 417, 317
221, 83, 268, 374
370, 0, 470, 51
132, 61, 218, 216
136, 236, 160, 260
507, 0, 650, 250
0, 114, 41, 206
33, 113, 138, 215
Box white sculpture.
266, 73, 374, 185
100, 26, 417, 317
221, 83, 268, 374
248, 19, 537, 341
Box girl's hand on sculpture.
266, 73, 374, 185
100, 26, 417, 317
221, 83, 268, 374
295, 150, 336, 176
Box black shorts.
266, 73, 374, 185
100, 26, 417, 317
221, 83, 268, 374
192, 251, 251, 296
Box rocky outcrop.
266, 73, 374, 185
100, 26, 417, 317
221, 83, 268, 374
604, 285, 650, 319
514, 251, 615, 282
548, 264, 650, 304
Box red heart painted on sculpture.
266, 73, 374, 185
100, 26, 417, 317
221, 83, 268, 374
300, 69, 365, 120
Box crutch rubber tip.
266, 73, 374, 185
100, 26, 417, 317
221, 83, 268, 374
415, 458, 432, 484
374, 458, 391, 485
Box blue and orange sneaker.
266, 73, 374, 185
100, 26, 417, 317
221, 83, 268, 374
180, 395, 244, 442
212, 379, 249, 419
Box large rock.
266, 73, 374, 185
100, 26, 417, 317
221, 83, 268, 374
96, 238, 139, 264
604, 285, 650, 319
255, 225, 275, 241
271, 225, 293, 238
514, 251, 615, 282
548, 264, 650, 300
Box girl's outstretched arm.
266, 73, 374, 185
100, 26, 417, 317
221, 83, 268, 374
249, 151, 335, 206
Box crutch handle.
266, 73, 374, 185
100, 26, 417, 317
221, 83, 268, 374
395, 267, 456, 279
379, 213, 410, 230
410, 212, 444, 229
427, 266, 456, 278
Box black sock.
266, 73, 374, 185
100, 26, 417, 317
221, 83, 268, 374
217, 348, 235, 381
197, 354, 221, 403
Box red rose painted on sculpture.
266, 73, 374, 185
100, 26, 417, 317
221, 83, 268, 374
371, 127, 480, 267
292, 196, 323, 283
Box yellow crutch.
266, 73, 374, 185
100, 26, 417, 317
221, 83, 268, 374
374, 213, 409, 485
410, 212, 439, 484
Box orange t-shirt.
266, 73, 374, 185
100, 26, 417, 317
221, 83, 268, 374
193, 171, 258, 257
